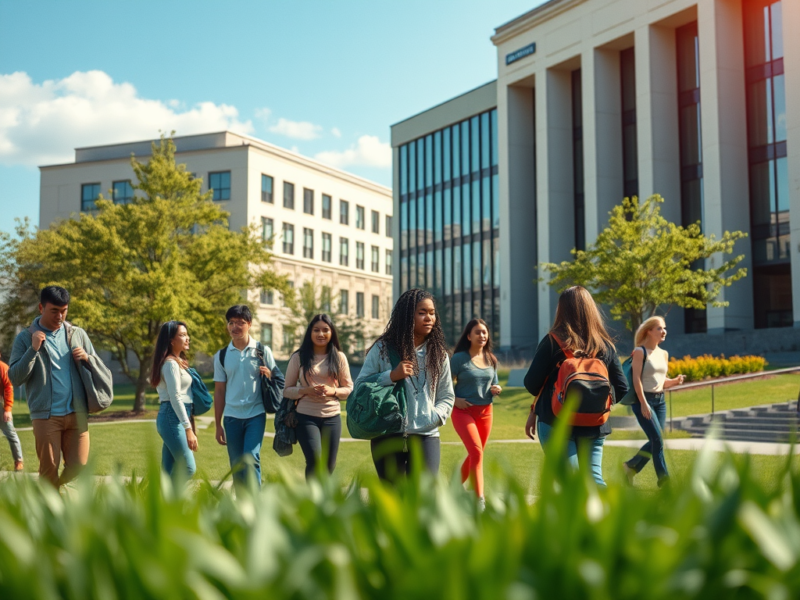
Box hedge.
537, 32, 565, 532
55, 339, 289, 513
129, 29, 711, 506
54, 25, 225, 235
668, 354, 767, 382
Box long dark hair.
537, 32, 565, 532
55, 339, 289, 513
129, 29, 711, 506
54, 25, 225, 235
150, 320, 189, 387
293, 314, 343, 382
550, 286, 614, 358
372, 288, 447, 391
453, 318, 498, 368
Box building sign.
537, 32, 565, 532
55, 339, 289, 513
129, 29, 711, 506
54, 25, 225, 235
506, 43, 536, 65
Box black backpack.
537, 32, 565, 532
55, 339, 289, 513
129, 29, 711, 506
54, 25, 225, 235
219, 342, 284, 414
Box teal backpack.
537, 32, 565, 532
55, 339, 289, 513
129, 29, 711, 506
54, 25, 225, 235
347, 349, 407, 440
619, 346, 647, 406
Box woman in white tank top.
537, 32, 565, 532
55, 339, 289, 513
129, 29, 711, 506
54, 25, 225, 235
623, 316, 685, 487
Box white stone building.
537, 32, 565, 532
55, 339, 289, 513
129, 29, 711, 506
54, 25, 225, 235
40, 131, 393, 359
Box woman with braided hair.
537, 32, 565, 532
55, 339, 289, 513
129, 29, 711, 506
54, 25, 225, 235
354, 288, 455, 481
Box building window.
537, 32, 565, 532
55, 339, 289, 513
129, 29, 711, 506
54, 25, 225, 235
282, 329, 295, 353
112, 180, 134, 205
322, 194, 332, 219
322, 233, 332, 262
303, 228, 314, 259
260, 324, 273, 347
262, 175, 274, 203
303, 188, 314, 214
356, 242, 365, 270
385, 214, 392, 237
340, 199, 349, 225
356, 205, 365, 229
571, 70, 585, 252
676, 22, 707, 334
282, 223, 294, 254
386, 249, 393, 276
260, 289, 274, 305
620, 48, 638, 199
371, 246, 380, 273
372, 295, 380, 320
356, 292, 364, 318
261, 217, 274, 242
743, 0, 792, 328
209, 171, 231, 201
81, 183, 101, 211
339, 289, 349, 314
283, 181, 295, 209
340, 237, 349, 266
371, 210, 380, 234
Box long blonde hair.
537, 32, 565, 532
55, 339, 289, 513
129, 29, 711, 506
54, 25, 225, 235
635, 316, 665, 346
550, 286, 614, 358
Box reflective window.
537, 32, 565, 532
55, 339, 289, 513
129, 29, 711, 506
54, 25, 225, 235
371, 245, 380, 273
282, 223, 294, 254
261, 324, 273, 347
372, 295, 380, 320
303, 228, 313, 259
322, 194, 332, 219
356, 205, 365, 230
262, 175, 274, 203
339, 237, 349, 267
322, 233, 332, 262
112, 180, 134, 205
385, 249, 393, 276
283, 181, 294, 209
209, 171, 231, 201
372, 210, 380, 234
303, 188, 314, 215
261, 217, 273, 242
340, 199, 349, 225
356, 242, 365, 269
81, 183, 100, 211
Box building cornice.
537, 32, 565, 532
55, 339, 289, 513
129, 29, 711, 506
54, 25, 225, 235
492, 0, 587, 46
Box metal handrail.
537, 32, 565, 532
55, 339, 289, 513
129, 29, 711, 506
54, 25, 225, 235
667, 365, 800, 432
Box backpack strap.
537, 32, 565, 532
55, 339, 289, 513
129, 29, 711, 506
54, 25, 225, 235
639, 345, 648, 375
549, 334, 574, 359
219, 346, 228, 368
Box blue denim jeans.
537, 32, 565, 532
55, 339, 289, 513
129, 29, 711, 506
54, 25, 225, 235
223, 413, 267, 488
626, 392, 669, 483
156, 402, 196, 478
537, 420, 606, 487
0, 415, 23, 463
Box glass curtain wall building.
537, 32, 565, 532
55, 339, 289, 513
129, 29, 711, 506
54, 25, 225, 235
398, 108, 500, 345
744, 0, 792, 329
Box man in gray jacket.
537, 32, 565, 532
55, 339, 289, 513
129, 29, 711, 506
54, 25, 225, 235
9, 286, 107, 486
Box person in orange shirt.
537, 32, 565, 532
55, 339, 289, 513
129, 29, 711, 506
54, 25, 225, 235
0, 350, 24, 471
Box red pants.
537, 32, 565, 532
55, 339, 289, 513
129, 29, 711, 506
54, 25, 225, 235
451, 403, 493, 498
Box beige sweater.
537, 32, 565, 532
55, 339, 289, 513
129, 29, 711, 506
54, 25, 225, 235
284, 352, 353, 418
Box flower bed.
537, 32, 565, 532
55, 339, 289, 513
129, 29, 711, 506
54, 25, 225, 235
668, 353, 767, 382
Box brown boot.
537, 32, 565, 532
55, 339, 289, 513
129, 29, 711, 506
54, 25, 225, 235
14, 461, 23, 472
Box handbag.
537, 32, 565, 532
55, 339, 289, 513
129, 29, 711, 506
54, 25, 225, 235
273, 394, 299, 457
346, 349, 407, 440
619, 346, 647, 406
187, 367, 214, 415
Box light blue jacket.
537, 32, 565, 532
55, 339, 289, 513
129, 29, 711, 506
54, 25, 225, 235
355, 341, 454, 437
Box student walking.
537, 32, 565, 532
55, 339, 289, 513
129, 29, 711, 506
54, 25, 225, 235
355, 289, 455, 482
151, 321, 198, 478
9, 286, 109, 486
213, 305, 277, 488
623, 316, 685, 487
284, 314, 352, 479
523, 286, 627, 487
0, 351, 23, 471
450, 319, 501, 505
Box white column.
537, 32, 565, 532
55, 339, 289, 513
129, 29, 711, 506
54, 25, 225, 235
583, 47, 624, 245
536, 67, 575, 339
499, 82, 538, 351
783, 0, 800, 326
698, 0, 753, 332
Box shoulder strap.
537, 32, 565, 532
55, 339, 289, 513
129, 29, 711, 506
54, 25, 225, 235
549, 334, 574, 359
219, 346, 228, 367
255, 341, 265, 363
64, 322, 75, 348
387, 346, 402, 370
640, 346, 647, 375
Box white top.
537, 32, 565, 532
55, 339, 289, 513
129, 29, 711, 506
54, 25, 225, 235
640, 347, 669, 393
157, 359, 194, 428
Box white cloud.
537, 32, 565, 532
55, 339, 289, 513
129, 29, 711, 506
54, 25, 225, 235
0, 70, 254, 166
268, 117, 322, 140
331, 127, 341, 138
315, 135, 392, 169
254, 106, 272, 125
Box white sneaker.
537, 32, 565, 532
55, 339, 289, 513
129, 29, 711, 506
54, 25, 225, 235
623, 463, 636, 486
477, 497, 486, 512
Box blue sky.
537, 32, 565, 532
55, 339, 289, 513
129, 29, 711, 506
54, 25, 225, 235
0, 0, 545, 234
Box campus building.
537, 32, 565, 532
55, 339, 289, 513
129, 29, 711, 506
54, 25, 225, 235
39, 131, 394, 359
392, 0, 800, 355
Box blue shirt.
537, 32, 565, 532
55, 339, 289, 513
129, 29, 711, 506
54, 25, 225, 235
36, 319, 74, 416
213, 337, 276, 420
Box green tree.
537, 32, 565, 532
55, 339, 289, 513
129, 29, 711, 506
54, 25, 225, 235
285, 279, 367, 361
0, 135, 289, 412
539, 195, 748, 335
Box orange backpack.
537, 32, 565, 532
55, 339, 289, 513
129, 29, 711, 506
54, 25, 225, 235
549, 335, 614, 427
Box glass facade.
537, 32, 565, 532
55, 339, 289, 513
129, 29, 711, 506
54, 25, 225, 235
572, 69, 585, 251
620, 48, 638, 199
676, 21, 707, 333
398, 108, 499, 345
744, 0, 792, 328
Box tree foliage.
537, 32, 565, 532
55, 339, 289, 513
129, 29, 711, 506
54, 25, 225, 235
539, 195, 748, 334
0, 135, 289, 411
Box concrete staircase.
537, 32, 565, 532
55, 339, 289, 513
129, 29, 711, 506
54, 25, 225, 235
677, 401, 800, 443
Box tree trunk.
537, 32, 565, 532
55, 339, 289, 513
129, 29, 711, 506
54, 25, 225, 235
133, 350, 153, 413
